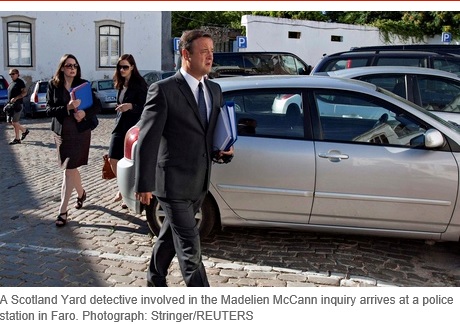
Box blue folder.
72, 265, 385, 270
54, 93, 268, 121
70, 81, 93, 110
213, 101, 237, 151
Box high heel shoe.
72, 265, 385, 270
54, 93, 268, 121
113, 191, 122, 202
75, 190, 86, 209
55, 211, 68, 227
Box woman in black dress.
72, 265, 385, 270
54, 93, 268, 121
108, 54, 148, 207
46, 54, 101, 227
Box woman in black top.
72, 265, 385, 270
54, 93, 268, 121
108, 54, 148, 207
46, 53, 101, 227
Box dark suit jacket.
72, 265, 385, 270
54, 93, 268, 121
112, 80, 147, 136
134, 71, 223, 200
46, 78, 101, 135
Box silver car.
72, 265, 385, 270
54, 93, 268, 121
322, 66, 460, 125
118, 75, 460, 242
90, 79, 117, 111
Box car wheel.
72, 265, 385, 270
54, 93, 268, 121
144, 194, 217, 238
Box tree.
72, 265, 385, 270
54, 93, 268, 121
172, 11, 460, 43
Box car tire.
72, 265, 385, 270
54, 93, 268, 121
144, 194, 218, 238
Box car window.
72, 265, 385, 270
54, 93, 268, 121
98, 80, 114, 90
416, 75, 460, 113
322, 58, 369, 71
224, 90, 304, 139
213, 53, 308, 76
433, 58, 460, 76
357, 75, 406, 95
315, 90, 427, 146
144, 73, 160, 85
375, 57, 425, 67
38, 82, 48, 93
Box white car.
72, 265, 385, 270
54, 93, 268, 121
118, 75, 460, 243
322, 66, 460, 125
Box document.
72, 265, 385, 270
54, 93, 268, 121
70, 81, 93, 110
213, 101, 237, 151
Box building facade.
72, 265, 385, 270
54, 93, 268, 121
240, 15, 450, 69
1, 11, 171, 86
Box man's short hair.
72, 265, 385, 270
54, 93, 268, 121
179, 30, 212, 56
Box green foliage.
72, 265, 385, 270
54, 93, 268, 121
172, 11, 460, 42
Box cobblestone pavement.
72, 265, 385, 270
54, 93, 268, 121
0, 114, 459, 287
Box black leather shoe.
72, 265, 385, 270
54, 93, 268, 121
147, 279, 168, 287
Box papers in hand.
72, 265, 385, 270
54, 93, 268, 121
70, 81, 93, 110
213, 101, 237, 152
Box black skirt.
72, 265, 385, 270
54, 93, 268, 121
54, 116, 91, 169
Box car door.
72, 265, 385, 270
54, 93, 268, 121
309, 90, 458, 233
210, 89, 315, 224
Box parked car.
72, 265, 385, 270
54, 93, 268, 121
24, 80, 48, 118
118, 75, 460, 242
350, 44, 460, 55
143, 70, 176, 86
323, 66, 460, 125
177, 51, 312, 77
311, 50, 460, 77
0, 75, 9, 119
90, 79, 117, 112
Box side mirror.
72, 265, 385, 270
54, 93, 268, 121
425, 129, 445, 148
409, 129, 445, 148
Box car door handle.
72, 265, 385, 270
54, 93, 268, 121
318, 150, 349, 162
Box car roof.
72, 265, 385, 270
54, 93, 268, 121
321, 50, 460, 58
212, 75, 378, 93
325, 66, 460, 80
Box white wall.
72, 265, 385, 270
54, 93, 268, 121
241, 15, 430, 68
1, 11, 162, 85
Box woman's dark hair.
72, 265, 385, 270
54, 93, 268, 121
179, 29, 212, 57
51, 54, 82, 87
113, 54, 147, 90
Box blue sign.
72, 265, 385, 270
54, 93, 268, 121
442, 32, 452, 43
173, 37, 180, 51
237, 36, 247, 48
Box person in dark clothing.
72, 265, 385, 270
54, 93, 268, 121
46, 54, 101, 227
108, 54, 148, 208
7, 68, 29, 145
134, 30, 233, 287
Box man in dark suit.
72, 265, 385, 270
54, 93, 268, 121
134, 29, 233, 287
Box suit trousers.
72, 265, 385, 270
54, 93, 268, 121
148, 192, 210, 287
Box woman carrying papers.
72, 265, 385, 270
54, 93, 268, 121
46, 54, 101, 227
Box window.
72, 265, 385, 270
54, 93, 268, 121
416, 76, 460, 112
224, 90, 304, 139
331, 35, 343, 42
95, 20, 123, 68
7, 21, 32, 67
433, 58, 460, 76
324, 58, 368, 71
315, 90, 426, 146
288, 31, 301, 39
99, 25, 120, 67
376, 57, 425, 67
358, 75, 406, 95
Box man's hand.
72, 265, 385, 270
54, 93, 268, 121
136, 192, 153, 205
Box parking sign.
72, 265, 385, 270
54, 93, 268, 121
237, 36, 247, 48
442, 32, 452, 43
173, 37, 180, 52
